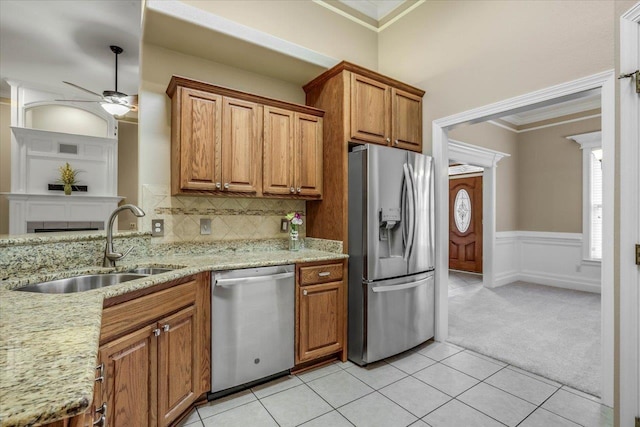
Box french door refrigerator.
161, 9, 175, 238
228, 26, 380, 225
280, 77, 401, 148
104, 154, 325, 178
348, 144, 435, 365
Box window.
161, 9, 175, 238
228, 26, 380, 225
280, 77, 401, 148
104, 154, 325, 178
568, 131, 602, 261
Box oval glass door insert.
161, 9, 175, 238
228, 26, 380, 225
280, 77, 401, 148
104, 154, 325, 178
454, 189, 471, 233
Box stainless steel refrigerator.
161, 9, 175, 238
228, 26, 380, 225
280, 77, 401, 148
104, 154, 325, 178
348, 144, 435, 365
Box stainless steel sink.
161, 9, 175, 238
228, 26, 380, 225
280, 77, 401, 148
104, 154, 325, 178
14, 273, 147, 294
126, 267, 174, 275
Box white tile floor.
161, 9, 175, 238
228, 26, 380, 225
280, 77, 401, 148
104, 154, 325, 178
179, 341, 612, 427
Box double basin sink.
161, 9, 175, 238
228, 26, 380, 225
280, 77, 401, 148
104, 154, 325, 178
14, 267, 174, 294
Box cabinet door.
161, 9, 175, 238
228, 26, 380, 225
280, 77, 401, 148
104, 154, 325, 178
157, 305, 198, 427
294, 113, 323, 198
297, 281, 344, 363
180, 88, 223, 191
99, 326, 157, 427
350, 73, 390, 146
391, 88, 423, 152
222, 97, 261, 194
263, 106, 294, 195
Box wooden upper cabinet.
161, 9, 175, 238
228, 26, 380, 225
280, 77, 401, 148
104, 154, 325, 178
179, 88, 222, 191
392, 88, 423, 152
263, 106, 295, 196
167, 76, 324, 198
350, 74, 390, 146
295, 113, 323, 198
222, 97, 261, 194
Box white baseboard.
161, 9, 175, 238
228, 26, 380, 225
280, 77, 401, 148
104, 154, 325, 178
494, 231, 601, 293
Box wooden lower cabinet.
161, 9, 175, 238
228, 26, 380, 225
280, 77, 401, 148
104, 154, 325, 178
94, 274, 210, 427
295, 261, 347, 366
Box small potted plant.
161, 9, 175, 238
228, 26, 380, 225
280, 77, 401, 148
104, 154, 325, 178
286, 211, 303, 251
58, 162, 82, 195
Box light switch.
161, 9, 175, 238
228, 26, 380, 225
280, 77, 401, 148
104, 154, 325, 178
152, 219, 164, 237
280, 219, 289, 233
200, 218, 212, 235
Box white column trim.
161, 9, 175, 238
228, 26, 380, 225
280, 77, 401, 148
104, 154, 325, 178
448, 139, 509, 291
618, 2, 640, 425
433, 69, 615, 406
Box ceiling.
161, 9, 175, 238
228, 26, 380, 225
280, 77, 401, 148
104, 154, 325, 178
0, 0, 141, 99
338, 0, 407, 21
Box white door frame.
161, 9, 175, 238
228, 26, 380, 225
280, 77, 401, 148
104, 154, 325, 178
448, 139, 509, 289
433, 70, 615, 406
619, 3, 640, 425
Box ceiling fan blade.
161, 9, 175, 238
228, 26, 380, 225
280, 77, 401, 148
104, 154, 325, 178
124, 94, 138, 105
63, 81, 102, 98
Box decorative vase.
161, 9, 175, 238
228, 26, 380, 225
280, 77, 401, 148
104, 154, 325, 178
289, 227, 300, 251
63, 184, 72, 195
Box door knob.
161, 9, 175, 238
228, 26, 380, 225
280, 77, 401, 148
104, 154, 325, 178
386, 137, 390, 143
224, 183, 230, 189
216, 182, 221, 189
297, 187, 301, 193
394, 139, 399, 146
153, 328, 161, 337
290, 187, 295, 193
163, 324, 170, 332
303, 289, 308, 296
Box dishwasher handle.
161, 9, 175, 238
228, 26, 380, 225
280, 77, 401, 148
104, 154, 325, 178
215, 271, 294, 287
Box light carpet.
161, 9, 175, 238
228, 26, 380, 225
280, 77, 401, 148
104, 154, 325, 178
447, 281, 601, 397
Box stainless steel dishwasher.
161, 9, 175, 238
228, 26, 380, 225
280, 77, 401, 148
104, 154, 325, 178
210, 264, 295, 397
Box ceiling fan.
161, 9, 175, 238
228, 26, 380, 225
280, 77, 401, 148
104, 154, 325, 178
57, 45, 138, 116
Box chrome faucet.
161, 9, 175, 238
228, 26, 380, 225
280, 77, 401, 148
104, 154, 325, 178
103, 204, 146, 267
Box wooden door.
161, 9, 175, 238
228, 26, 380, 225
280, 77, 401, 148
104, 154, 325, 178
222, 97, 261, 194
179, 88, 222, 191
157, 305, 198, 427
449, 176, 483, 272
294, 113, 323, 198
391, 88, 423, 152
263, 106, 294, 195
296, 281, 344, 363
99, 326, 157, 427
350, 73, 390, 146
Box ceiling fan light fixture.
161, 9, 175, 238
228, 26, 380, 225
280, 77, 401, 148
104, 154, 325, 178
101, 101, 130, 116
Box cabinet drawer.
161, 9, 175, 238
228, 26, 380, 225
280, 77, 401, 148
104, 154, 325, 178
299, 263, 343, 285
101, 280, 197, 343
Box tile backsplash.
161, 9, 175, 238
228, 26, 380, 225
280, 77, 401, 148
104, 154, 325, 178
141, 185, 306, 243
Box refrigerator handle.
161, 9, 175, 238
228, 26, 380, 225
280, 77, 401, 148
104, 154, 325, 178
409, 163, 419, 259
371, 276, 431, 293
403, 163, 415, 261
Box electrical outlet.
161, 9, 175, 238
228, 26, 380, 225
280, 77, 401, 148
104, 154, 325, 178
152, 219, 164, 237
129, 222, 137, 230
280, 219, 289, 233
200, 218, 211, 235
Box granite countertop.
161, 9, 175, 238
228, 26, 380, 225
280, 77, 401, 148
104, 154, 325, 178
0, 245, 347, 427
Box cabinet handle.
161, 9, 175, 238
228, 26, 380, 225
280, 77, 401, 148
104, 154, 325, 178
318, 271, 330, 277
290, 187, 295, 193
296, 187, 301, 193
163, 324, 170, 332
386, 137, 390, 143
303, 289, 308, 296
153, 328, 161, 337
96, 403, 107, 414
95, 364, 104, 382
216, 182, 221, 189
394, 139, 399, 146
92, 415, 105, 426
224, 183, 230, 189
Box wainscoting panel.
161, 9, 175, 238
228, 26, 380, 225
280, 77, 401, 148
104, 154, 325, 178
494, 231, 601, 293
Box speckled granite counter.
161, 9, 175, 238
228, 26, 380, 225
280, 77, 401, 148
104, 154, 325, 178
0, 236, 346, 427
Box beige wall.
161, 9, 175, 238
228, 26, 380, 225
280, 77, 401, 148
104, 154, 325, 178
0, 100, 11, 234
449, 122, 519, 231
378, 0, 614, 155
117, 121, 139, 231
517, 117, 600, 233
181, 0, 378, 70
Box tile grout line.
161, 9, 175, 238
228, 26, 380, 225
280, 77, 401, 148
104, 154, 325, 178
534, 387, 602, 426
251, 387, 283, 427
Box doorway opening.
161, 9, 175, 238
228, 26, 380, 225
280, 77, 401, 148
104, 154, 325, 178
432, 70, 615, 406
